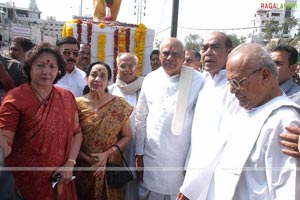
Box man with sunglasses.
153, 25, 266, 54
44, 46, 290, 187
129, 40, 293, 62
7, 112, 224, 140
56, 37, 86, 97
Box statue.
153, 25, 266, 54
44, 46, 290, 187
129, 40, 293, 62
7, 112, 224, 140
93, 0, 122, 21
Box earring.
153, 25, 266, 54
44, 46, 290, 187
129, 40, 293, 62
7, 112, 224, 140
58, 70, 61, 75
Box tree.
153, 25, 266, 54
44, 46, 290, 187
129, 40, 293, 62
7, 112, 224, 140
227, 34, 241, 48
264, 18, 281, 40
184, 34, 201, 52
282, 16, 298, 35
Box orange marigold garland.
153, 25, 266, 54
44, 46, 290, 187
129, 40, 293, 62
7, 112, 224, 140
87, 22, 93, 45
77, 20, 83, 42
119, 28, 126, 53
113, 29, 119, 82
125, 28, 130, 52
134, 24, 147, 76
98, 33, 106, 62
66, 25, 74, 37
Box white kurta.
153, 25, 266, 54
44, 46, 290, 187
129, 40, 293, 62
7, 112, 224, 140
135, 67, 204, 195
207, 94, 300, 200
55, 67, 86, 97
180, 69, 234, 199
109, 83, 139, 200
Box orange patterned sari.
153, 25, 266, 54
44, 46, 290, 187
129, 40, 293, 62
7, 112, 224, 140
75, 96, 133, 200
0, 83, 81, 200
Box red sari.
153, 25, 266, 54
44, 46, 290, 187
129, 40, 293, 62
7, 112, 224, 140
0, 83, 81, 200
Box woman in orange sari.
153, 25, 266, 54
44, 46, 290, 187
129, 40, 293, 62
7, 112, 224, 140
0, 43, 83, 200
75, 61, 133, 200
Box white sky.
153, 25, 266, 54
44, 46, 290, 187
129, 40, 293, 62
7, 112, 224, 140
1, 0, 299, 42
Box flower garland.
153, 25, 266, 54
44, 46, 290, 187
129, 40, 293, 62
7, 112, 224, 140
113, 29, 119, 82
66, 25, 74, 37
98, 34, 106, 62
87, 22, 93, 45
134, 24, 147, 76
77, 20, 83, 43
125, 28, 130, 52
119, 28, 126, 53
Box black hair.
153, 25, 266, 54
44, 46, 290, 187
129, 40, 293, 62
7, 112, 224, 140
271, 44, 298, 66
12, 37, 35, 52
83, 61, 112, 94
150, 49, 160, 59
56, 36, 80, 49
24, 42, 66, 84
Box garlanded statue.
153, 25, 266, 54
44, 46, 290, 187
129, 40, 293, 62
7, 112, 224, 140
93, 0, 122, 21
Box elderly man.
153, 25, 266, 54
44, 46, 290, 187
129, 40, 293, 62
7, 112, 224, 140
179, 43, 300, 200
76, 43, 91, 71
108, 53, 143, 200
55, 37, 86, 97
270, 44, 300, 103
135, 38, 204, 199
183, 49, 201, 71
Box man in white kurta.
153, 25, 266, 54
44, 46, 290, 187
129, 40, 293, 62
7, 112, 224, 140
179, 32, 235, 200
135, 38, 204, 199
180, 43, 300, 200
108, 53, 144, 200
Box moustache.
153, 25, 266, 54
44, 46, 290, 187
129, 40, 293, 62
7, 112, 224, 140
67, 58, 76, 63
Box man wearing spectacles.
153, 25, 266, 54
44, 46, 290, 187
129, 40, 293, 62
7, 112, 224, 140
178, 33, 300, 200
55, 37, 86, 97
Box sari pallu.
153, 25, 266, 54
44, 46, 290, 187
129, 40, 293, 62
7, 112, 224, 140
0, 84, 80, 200
75, 96, 133, 200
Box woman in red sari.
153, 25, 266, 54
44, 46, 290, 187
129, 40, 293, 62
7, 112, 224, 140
0, 43, 83, 200
75, 61, 133, 200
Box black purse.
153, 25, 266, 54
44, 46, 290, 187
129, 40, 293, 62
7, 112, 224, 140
106, 144, 134, 188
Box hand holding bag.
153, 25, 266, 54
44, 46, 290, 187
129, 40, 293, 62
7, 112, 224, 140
106, 144, 134, 188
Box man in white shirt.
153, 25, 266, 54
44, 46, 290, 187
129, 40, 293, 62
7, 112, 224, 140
55, 37, 86, 97
108, 53, 143, 200
135, 38, 205, 200
180, 43, 300, 200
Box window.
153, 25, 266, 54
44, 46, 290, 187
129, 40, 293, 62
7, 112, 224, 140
271, 13, 280, 17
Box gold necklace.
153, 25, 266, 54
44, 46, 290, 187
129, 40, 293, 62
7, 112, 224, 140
31, 84, 52, 105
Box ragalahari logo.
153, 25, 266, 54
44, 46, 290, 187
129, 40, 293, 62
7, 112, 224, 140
260, 2, 297, 9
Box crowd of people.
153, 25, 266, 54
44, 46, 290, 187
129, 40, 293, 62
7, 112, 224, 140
0, 33, 299, 200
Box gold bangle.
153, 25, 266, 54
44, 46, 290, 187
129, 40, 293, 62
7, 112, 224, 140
67, 158, 76, 165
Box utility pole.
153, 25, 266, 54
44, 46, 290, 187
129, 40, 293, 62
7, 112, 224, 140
170, 0, 179, 37
80, 0, 83, 16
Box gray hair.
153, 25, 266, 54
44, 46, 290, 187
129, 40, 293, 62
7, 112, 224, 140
116, 53, 138, 66
228, 43, 278, 80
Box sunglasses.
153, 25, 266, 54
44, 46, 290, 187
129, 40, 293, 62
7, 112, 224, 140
62, 50, 79, 57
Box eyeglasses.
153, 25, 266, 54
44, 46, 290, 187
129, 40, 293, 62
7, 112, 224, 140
228, 68, 262, 90
62, 49, 79, 57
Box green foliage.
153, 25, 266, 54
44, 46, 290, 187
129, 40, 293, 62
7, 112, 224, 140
184, 34, 201, 52
264, 18, 280, 40
227, 34, 241, 48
